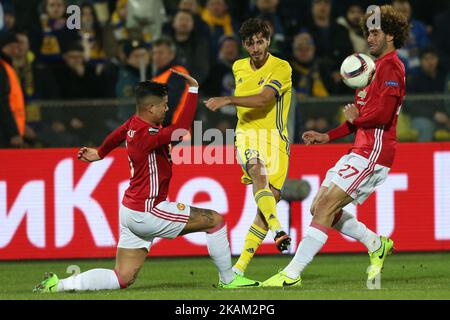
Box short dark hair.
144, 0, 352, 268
135, 81, 168, 106
152, 36, 176, 52
239, 18, 271, 43
361, 5, 410, 49
419, 46, 438, 59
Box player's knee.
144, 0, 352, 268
115, 268, 140, 288
310, 205, 316, 216
207, 211, 225, 233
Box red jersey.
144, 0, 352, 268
97, 88, 198, 212
328, 50, 406, 167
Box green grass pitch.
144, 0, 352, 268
1, 252, 449, 300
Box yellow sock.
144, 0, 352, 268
254, 188, 282, 232
234, 224, 268, 274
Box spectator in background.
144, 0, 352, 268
126, 0, 167, 41
13, 30, 59, 146
296, 0, 353, 92
202, 35, 240, 133
0, 32, 24, 148
31, 0, 80, 64
392, 0, 430, 75
290, 32, 337, 142
2, 3, 16, 31
10, 0, 41, 33
40, 41, 105, 146
432, 6, 450, 71
201, 0, 235, 59
337, 3, 369, 55
108, 0, 152, 45
255, 0, 284, 39
109, 0, 129, 43
115, 39, 151, 124
407, 47, 449, 141
13, 30, 59, 101
258, 13, 286, 58
177, 0, 210, 36
56, 41, 102, 99
290, 32, 335, 99
165, 10, 210, 85
79, 2, 107, 66
151, 36, 189, 128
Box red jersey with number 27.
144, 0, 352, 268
329, 51, 406, 167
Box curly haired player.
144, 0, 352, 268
263, 5, 409, 287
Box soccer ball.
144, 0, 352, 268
340, 53, 376, 89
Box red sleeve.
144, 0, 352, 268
352, 95, 399, 127
353, 63, 402, 128
97, 119, 130, 158
327, 121, 356, 141
141, 88, 198, 152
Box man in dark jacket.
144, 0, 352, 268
0, 32, 24, 148
290, 0, 353, 93
152, 37, 190, 128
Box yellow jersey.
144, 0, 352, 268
233, 53, 292, 152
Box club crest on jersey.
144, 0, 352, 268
148, 127, 159, 135
177, 203, 186, 211
385, 80, 399, 87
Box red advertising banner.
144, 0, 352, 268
1, 143, 450, 260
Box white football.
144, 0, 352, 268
340, 53, 376, 89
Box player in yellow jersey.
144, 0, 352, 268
204, 18, 292, 276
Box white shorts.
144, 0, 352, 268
117, 201, 191, 251
322, 153, 390, 204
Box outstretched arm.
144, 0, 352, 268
78, 118, 130, 162
203, 86, 276, 111
302, 120, 356, 145
140, 70, 199, 151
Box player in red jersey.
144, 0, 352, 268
34, 70, 259, 293
263, 5, 410, 287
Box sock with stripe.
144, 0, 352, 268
283, 223, 329, 279
57, 269, 122, 291
333, 209, 381, 252
233, 223, 268, 275
254, 188, 282, 233
206, 224, 235, 284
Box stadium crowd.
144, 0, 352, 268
0, 0, 450, 147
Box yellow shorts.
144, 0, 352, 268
235, 135, 290, 191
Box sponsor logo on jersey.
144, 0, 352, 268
148, 127, 159, 135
